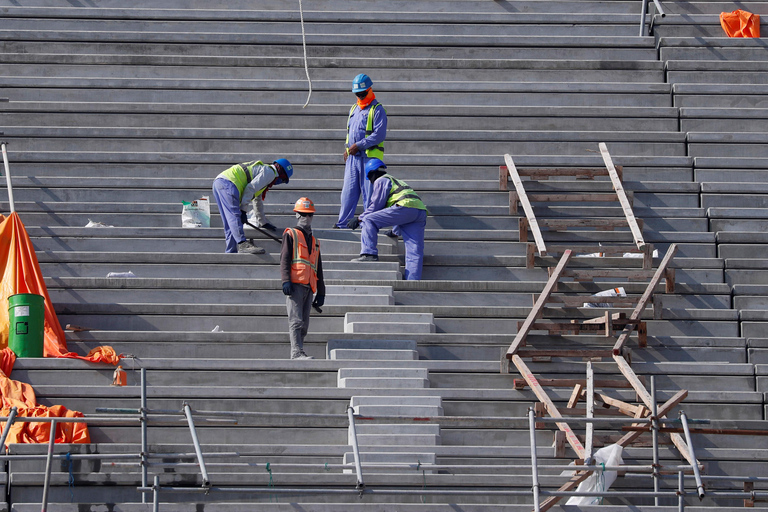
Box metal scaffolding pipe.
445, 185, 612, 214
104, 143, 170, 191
153, 475, 160, 512
528, 408, 541, 512
678, 470, 685, 512
346, 406, 364, 489
652, 0, 666, 16
141, 368, 148, 504
639, 0, 649, 36
0, 407, 18, 449
40, 419, 56, 512
183, 402, 210, 487
679, 411, 705, 499
1, 142, 15, 213
651, 376, 660, 506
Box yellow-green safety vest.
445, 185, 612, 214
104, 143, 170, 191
346, 102, 386, 159
383, 174, 427, 211
219, 160, 267, 200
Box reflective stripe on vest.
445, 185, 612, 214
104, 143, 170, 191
384, 175, 427, 211
218, 160, 265, 200
284, 227, 320, 293
345, 102, 386, 159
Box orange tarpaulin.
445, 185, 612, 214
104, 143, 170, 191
0, 212, 119, 363
0, 347, 90, 445
720, 9, 760, 38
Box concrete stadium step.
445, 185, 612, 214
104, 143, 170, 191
681, 108, 768, 133
673, 83, 768, 108
659, 37, 768, 61
344, 312, 435, 334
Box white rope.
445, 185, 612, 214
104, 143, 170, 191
298, 0, 312, 108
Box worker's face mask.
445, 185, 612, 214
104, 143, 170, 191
296, 213, 313, 229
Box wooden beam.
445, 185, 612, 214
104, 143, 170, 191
613, 243, 678, 354
511, 354, 586, 459
499, 165, 509, 191
539, 469, 593, 512
567, 384, 584, 409
505, 250, 572, 359
616, 389, 688, 448
504, 154, 547, 256
599, 142, 645, 250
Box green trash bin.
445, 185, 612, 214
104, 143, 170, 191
8, 293, 44, 358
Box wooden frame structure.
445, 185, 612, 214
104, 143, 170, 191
500, 144, 651, 269
501, 244, 698, 511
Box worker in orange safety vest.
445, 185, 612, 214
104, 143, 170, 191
281, 197, 325, 360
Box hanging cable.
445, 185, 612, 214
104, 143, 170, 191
298, 0, 312, 108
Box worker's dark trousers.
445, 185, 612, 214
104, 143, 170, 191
286, 282, 313, 358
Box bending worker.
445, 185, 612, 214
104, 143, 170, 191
281, 197, 325, 360
336, 73, 388, 229
348, 159, 427, 281
212, 158, 292, 254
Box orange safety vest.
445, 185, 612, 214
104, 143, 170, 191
284, 228, 320, 293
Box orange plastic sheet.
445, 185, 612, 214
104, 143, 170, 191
0, 212, 119, 363
720, 9, 760, 37
0, 347, 90, 445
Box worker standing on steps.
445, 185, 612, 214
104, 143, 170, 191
281, 197, 325, 360
347, 159, 428, 281
336, 73, 388, 229
212, 158, 293, 254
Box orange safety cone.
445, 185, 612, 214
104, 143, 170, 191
111, 366, 127, 386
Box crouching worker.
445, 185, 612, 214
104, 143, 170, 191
281, 197, 325, 360
347, 158, 427, 280
212, 158, 293, 254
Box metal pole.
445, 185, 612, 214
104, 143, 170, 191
1, 142, 15, 213
652, 0, 666, 17
639, 0, 649, 36
651, 376, 660, 506
678, 470, 685, 512
679, 411, 705, 499
153, 475, 160, 512
141, 368, 148, 503
346, 406, 364, 489
183, 402, 210, 487
528, 408, 541, 512
0, 407, 17, 450
40, 419, 56, 512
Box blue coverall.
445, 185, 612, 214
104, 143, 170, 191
359, 177, 427, 281
336, 100, 388, 228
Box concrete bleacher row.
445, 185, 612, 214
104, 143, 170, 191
0, 0, 766, 509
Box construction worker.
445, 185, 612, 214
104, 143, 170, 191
212, 158, 292, 254
281, 197, 325, 360
347, 159, 427, 281
335, 73, 388, 229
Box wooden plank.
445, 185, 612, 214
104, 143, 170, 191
595, 393, 644, 417
548, 244, 643, 255
613, 243, 678, 354
505, 250, 572, 359
504, 154, 547, 256
585, 361, 594, 463
511, 354, 586, 459
538, 218, 644, 230
499, 165, 509, 191
513, 377, 637, 389
599, 142, 645, 250
616, 389, 688, 448
526, 192, 623, 203
561, 269, 657, 280
567, 384, 583, 409
544, 296, 637, 307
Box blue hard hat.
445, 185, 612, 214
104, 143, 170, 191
365, 158, 387, 178
273, 158, 293, 183
352, 73, 373, 93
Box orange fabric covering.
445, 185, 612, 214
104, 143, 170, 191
0, 347, 90, 445
0, 212, 119, 364
720, 9, 760, 37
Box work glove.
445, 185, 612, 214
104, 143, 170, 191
282, 282, 292, 296
312, 295, 325, 308
262, 222, 277, 232
240, 211, 248, 224
347, 217, 360, 230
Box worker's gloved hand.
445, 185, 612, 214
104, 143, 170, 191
282, 282, 292, 296
240, 211, 248, 224
347, 143, 360, 156
312, 295, 325, 308
262, 222, 277, 232
347, 217, 360, 230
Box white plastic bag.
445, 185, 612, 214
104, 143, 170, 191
85, 219, 114, 228
106, 271, 137, 278
566, 444, 624, 505
584, 287, 626, 308
181, 196, 210, 228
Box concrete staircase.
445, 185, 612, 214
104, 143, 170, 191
0, 0, 766, 509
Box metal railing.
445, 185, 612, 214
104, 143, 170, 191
640, 0, 666, 36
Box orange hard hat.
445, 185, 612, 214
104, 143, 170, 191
293, 197, 316, 213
